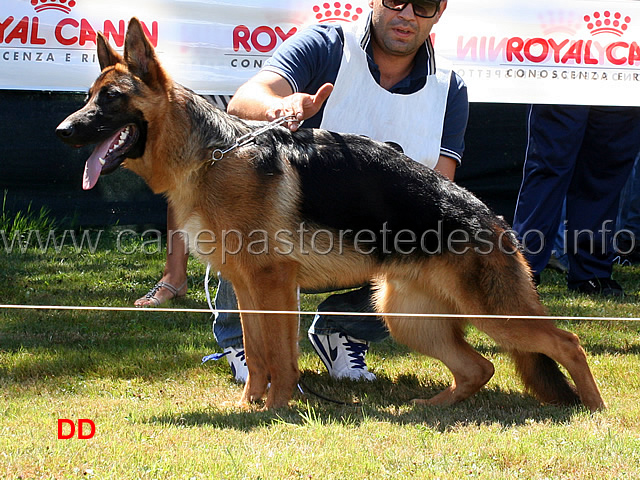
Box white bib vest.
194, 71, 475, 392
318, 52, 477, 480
320, 21, 451, 169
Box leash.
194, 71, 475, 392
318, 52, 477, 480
211, 115, 300, 163
297, 377, 360, 406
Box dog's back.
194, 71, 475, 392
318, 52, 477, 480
260, 127, 508, 258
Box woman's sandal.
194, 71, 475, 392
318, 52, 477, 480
134, 280, 188, 307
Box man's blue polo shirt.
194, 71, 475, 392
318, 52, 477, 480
262, 22, 469, 164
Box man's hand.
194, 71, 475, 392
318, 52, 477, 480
266, 83, 334, 131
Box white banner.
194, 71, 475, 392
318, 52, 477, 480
2, 0, 640, 105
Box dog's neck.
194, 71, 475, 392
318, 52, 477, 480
141, 84, 249, 190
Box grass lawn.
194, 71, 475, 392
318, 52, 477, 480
1, 225, 640, 479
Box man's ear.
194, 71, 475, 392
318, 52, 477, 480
97, 32, 122, 71
123, 17, 166, 88
436, 0, 448, 20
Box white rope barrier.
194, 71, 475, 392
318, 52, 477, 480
1, 304, 640, 322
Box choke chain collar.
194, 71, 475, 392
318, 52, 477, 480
211, 115, 300, 164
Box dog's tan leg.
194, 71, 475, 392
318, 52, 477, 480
375, 277, 495, 406
234, 262, 300, 409
472, 317, 605, 411
233, 284, 270, 405
459, 250, 604, 411
412, 337, 495, 406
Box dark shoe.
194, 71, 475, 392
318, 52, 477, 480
568, 278, 624, 297
613, 235, 640, 266
613, 250, 640, 266
612, 254, 633, 267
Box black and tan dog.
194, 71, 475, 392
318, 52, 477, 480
56, 18, 605, 411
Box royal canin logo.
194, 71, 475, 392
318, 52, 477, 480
233, 2, 363, 54
584, 11, 631, 37
0, 0, 158, 49
314, 2, 364, 23
31, 0, 76, 15
458, 10, 640, 67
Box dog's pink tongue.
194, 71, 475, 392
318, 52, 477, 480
83, 150, 104, 191
82, 130, 120, 190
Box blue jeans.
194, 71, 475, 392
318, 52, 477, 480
212, 279, 389, 349
308, 285, 390, 342
212, 277, 243, 350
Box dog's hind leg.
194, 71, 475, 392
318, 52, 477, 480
463, 251, 605, 411
411, 328, 496, 406
375, 277, 495, 406
233, 261, 300, 409
471, 316, 605, 411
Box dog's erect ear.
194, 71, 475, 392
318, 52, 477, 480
97, 32, 123, 71
123, 17, 167, 89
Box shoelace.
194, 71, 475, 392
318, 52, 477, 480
201, 349, 245, 364
344, 339, 369, 370
233, 349, 246, 363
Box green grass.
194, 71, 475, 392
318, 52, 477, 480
1, 218, 640, 479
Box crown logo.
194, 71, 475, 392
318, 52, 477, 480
584, 11, 631, 36
31, 0, 77, 14
313, 2, 364, 23
538, 11, 582, 36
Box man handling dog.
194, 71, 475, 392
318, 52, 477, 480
216, 0, 469, 382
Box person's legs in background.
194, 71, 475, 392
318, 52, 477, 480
513, 104, 588, 284
565, 106, 640, 295
615, 150, 640, 264
135, 205, 189, 307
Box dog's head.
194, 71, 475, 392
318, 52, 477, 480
56, 18, 170, 190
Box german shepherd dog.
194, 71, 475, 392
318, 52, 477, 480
57, 18, 605, 411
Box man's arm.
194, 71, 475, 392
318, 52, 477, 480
229, 72, 457, 179
435, 155, 456, 181
227, 71, 333, 131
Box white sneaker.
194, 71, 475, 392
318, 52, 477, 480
308, 331, 376, 381
225, 347, 248, 383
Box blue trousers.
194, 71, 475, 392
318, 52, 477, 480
617, 151, 640, 241
213, 278, 389, 349
513, 105, 640, 285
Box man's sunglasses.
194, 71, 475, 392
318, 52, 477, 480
382, 0, 441, 19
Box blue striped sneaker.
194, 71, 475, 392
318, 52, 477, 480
201, 347, 248, 383
308, 331, 376, 381
224, 347, 248, 383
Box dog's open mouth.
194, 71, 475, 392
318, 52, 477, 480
83, 124, 139, 190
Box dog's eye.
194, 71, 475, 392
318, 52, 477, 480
101, 87, 123, 102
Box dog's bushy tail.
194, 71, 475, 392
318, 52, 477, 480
510, 351, 581, 406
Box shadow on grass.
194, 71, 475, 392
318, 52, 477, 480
0, 307, 217, 382
147, 371, 580, 432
